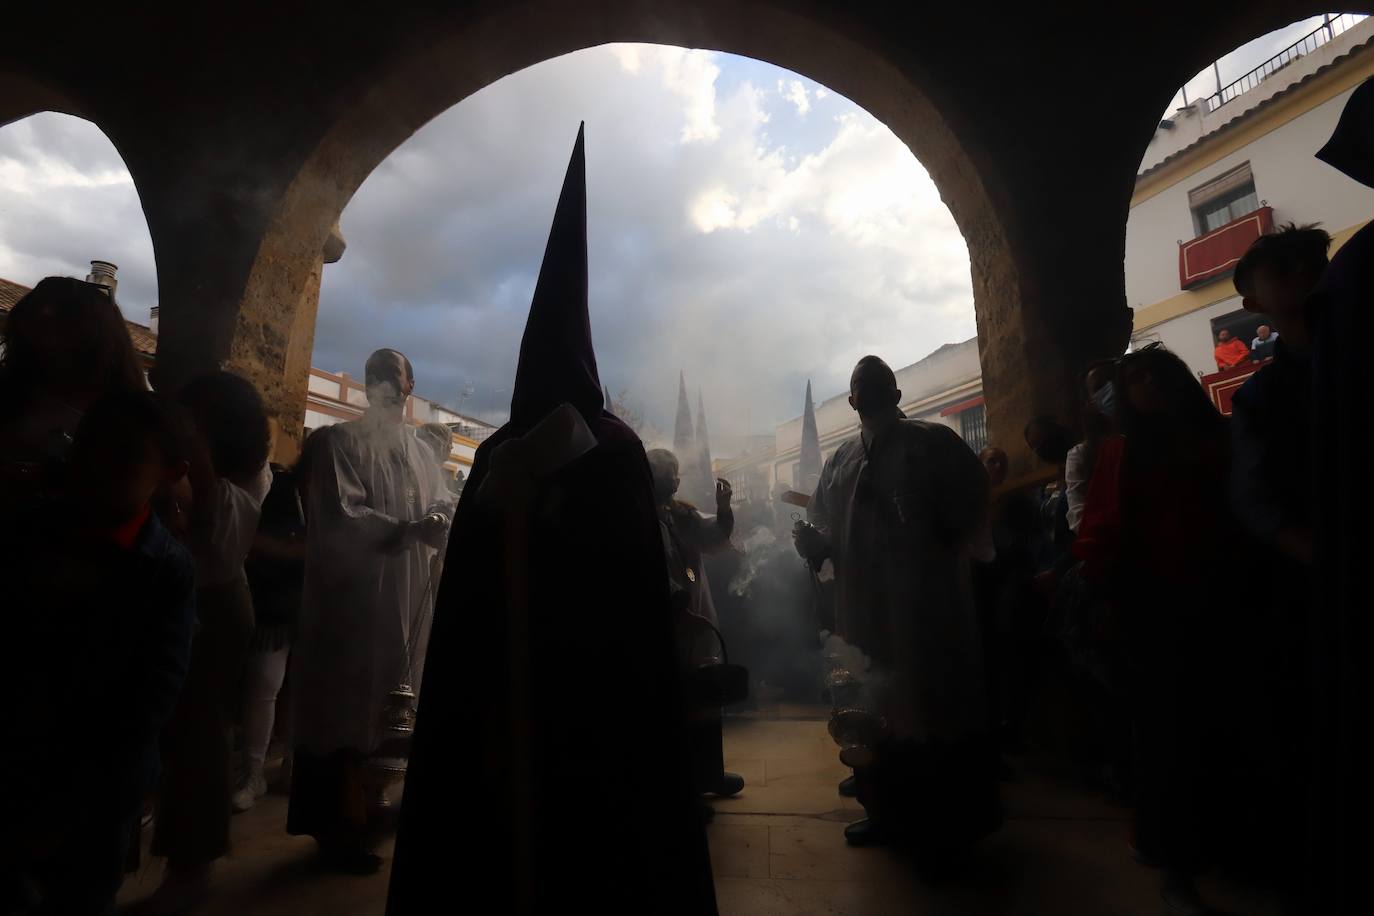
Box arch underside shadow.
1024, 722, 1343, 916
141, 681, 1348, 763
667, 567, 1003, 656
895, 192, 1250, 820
5, 0, 1368, 459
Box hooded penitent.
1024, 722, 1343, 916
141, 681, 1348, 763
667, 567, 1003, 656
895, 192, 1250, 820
800, 380, 822, 493
1307, 77, 1373, 913
693, 389, 715, 507
387, 125, 718, 915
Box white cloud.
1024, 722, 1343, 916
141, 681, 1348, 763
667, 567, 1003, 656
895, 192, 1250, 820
0, 114, 157, 323
779, 79, 811, 115
690, 187, 740, 233
0, 45, 976, 443
619, 44, 722, 144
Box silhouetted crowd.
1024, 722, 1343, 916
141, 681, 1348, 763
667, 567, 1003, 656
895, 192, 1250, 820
0, 78, 1370, 916
0, 284, 454, 913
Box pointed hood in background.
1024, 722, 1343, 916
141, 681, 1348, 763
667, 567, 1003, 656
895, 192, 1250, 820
507, 123, 605, 431
673, 371, 695, 455
695, 389, 715, 504
799, 380, 822, 491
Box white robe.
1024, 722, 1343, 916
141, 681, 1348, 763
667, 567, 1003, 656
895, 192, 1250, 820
293, 415, 454, 755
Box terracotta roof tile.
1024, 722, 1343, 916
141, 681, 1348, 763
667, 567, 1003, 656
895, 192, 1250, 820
0, 277, 29, 311
0, 274, 158, 356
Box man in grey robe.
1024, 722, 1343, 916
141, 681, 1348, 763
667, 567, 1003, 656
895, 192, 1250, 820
288, 348, 453, 873
794, 355, 998, 854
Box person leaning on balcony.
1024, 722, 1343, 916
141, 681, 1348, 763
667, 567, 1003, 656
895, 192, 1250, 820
1250, 325, 1279, 362
1212, 328, 1252, 370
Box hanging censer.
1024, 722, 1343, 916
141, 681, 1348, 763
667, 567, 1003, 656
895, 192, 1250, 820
366, 514, 444, 805
825, 657, 886, 769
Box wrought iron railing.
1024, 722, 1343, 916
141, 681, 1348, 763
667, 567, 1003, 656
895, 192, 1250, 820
1204, 13, 1366, 113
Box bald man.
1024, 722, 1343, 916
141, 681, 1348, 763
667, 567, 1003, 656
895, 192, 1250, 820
289, 349, 454, 872
794, 356, 998, 855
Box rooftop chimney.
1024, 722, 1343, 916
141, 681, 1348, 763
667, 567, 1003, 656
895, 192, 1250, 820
85, 260, 118, 295
148, 305, 159, 336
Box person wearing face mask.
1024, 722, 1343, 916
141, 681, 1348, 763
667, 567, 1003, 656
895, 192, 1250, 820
793, 356, 997, 854
1074, 345, 1246, 916
288, 348, 454, 874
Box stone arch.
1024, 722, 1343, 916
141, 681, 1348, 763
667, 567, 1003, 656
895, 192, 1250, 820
9, 1, 1368, 464
234, 0, 1024, 455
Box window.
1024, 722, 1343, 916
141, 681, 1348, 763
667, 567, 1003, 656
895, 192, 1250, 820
959, 404, 987, 453
1209, 308, 1275, 368
1189, 163, 1259, 236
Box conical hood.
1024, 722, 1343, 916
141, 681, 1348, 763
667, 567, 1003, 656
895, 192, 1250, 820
695, 389, 712, 467
673, 371, 695, 455
508, 123, 603, 429
799, 380, 822, 490
694, 389, 715, 503
1317, 77, 1374, 188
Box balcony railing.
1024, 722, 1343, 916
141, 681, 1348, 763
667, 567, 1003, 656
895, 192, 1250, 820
1178, 205, 1273, 289
1201, 357, 1273, 416
1204, 14, 1365, 113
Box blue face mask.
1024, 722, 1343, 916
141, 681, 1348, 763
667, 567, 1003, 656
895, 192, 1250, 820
1091, 380, 1117, 419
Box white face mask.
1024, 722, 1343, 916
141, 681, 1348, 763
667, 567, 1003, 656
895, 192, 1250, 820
1091, 380, 1117, 419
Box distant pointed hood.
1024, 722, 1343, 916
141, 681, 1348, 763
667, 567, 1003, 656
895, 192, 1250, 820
695, 390, 712, 459
508, 123, 604, 430
673, 371, 695, 454
1317, 77, 1374, 188
695, 389, 714, 498
799, 380, 822, 489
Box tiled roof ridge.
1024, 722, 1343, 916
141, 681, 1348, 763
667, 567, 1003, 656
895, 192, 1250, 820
0, 274, 157, 356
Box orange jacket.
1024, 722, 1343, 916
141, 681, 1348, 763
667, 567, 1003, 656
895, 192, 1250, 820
1214, 337, 1252, 370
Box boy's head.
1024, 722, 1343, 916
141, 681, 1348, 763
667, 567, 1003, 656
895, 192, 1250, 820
177, 371, 270, 481
68, 391, 191, 526
1234, 224, 1331, 319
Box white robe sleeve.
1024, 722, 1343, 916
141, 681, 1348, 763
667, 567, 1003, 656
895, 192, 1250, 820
313, 429, 408, 549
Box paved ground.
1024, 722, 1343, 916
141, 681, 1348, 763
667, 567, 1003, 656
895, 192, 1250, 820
118, 710, 1280, 915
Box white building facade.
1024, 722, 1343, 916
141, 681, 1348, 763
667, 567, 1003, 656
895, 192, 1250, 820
302, 367, 495, 482
763, 337, 985, 493
1127, 15, 1374, 381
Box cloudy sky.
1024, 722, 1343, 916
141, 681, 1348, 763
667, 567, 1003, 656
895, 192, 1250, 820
3, 20, 1355, 452
311, 45, 975, 447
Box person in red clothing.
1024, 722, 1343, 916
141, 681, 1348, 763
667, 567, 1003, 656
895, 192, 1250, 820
1212, 328, 1252, 370
1075, 344, 1247, 916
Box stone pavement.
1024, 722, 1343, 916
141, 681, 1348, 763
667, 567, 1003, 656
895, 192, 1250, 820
118, 711, 1280, 914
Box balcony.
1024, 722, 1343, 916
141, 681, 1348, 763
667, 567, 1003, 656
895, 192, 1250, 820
1178, 205, 1273, 290
1200, 356, 1272, 416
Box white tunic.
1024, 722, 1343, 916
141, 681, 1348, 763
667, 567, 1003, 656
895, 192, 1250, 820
293, 415, 454, 755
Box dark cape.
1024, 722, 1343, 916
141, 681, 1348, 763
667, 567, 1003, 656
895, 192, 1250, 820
387, 126, 718, 915
1308, 77, 1374, 913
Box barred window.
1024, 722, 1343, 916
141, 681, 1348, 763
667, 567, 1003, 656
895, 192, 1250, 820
960, 404, 987, 452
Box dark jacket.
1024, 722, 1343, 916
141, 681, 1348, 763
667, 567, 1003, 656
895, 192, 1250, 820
2, 510, 196, 830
